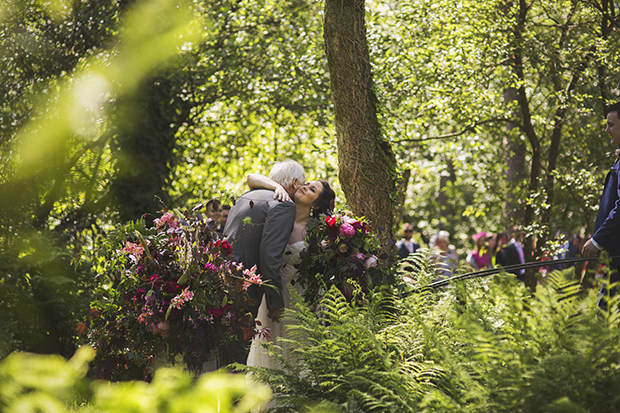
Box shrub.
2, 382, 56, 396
0, 346, 272, 413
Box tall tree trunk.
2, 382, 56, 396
438, 158, 456, 230
323, 0, 397, 239
112, 76, 189, 223
503, 87, 526, 229
395, 168, 411, 225
513, 0, 541, 290
540, 1, 581, 253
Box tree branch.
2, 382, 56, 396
393, 118, 513, 143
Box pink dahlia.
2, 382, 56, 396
339, 223, 356, 239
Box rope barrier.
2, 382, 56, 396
412, 255, 620, 292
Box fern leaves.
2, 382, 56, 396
239, 268, 620, 412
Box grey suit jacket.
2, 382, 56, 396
223, 189, 296, 316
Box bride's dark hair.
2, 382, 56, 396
311, 180, 336, 217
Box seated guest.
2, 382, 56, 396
432, 230, 459, 278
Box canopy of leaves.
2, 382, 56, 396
367, 0, 620, 255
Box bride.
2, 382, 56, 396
245, 173, 335, 370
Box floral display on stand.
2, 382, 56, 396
79, 208, 262, 380
296, 213, 391, 305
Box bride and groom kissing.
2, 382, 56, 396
223, 160, 335, 368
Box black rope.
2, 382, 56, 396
411, 255, 620, 292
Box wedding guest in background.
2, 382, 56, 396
205, 198, 222, 227
550, 232, 582, 271
397, 223, 420, 259
495, 232, 524, 280
432, 230, 459, 278
466, 231, 492, 270
216, 205, 230, 233
566, 235, 584, 260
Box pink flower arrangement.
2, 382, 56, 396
364, 255, 378, 268
83, 209, 262, 378
122, 241, 144, 262
296, 212, 390, 304
154, 211, 176, 228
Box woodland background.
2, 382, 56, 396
1, 0, 620, 362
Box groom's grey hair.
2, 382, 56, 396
269, 160, 306, 188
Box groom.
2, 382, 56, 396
223, 160, 305, 363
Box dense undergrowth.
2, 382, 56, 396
3, 257, 620, 413
240, 263, 620, 413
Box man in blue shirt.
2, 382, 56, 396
582, 102, 620, 305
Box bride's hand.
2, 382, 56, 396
273, 185, 291, 202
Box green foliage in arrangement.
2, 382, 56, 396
0, 346, 272, 413
241, 260, 620, 412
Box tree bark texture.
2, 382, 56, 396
395, 168, 411, 225
323, 0, 397, 238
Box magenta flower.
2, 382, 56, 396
149, 275, 163, 288
133, 288, 147, 301
339, 223, 356, 239
204, 263, 218, 273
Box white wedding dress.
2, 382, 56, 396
247, 241, 306, 370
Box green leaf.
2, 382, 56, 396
177, 267, 191, 285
